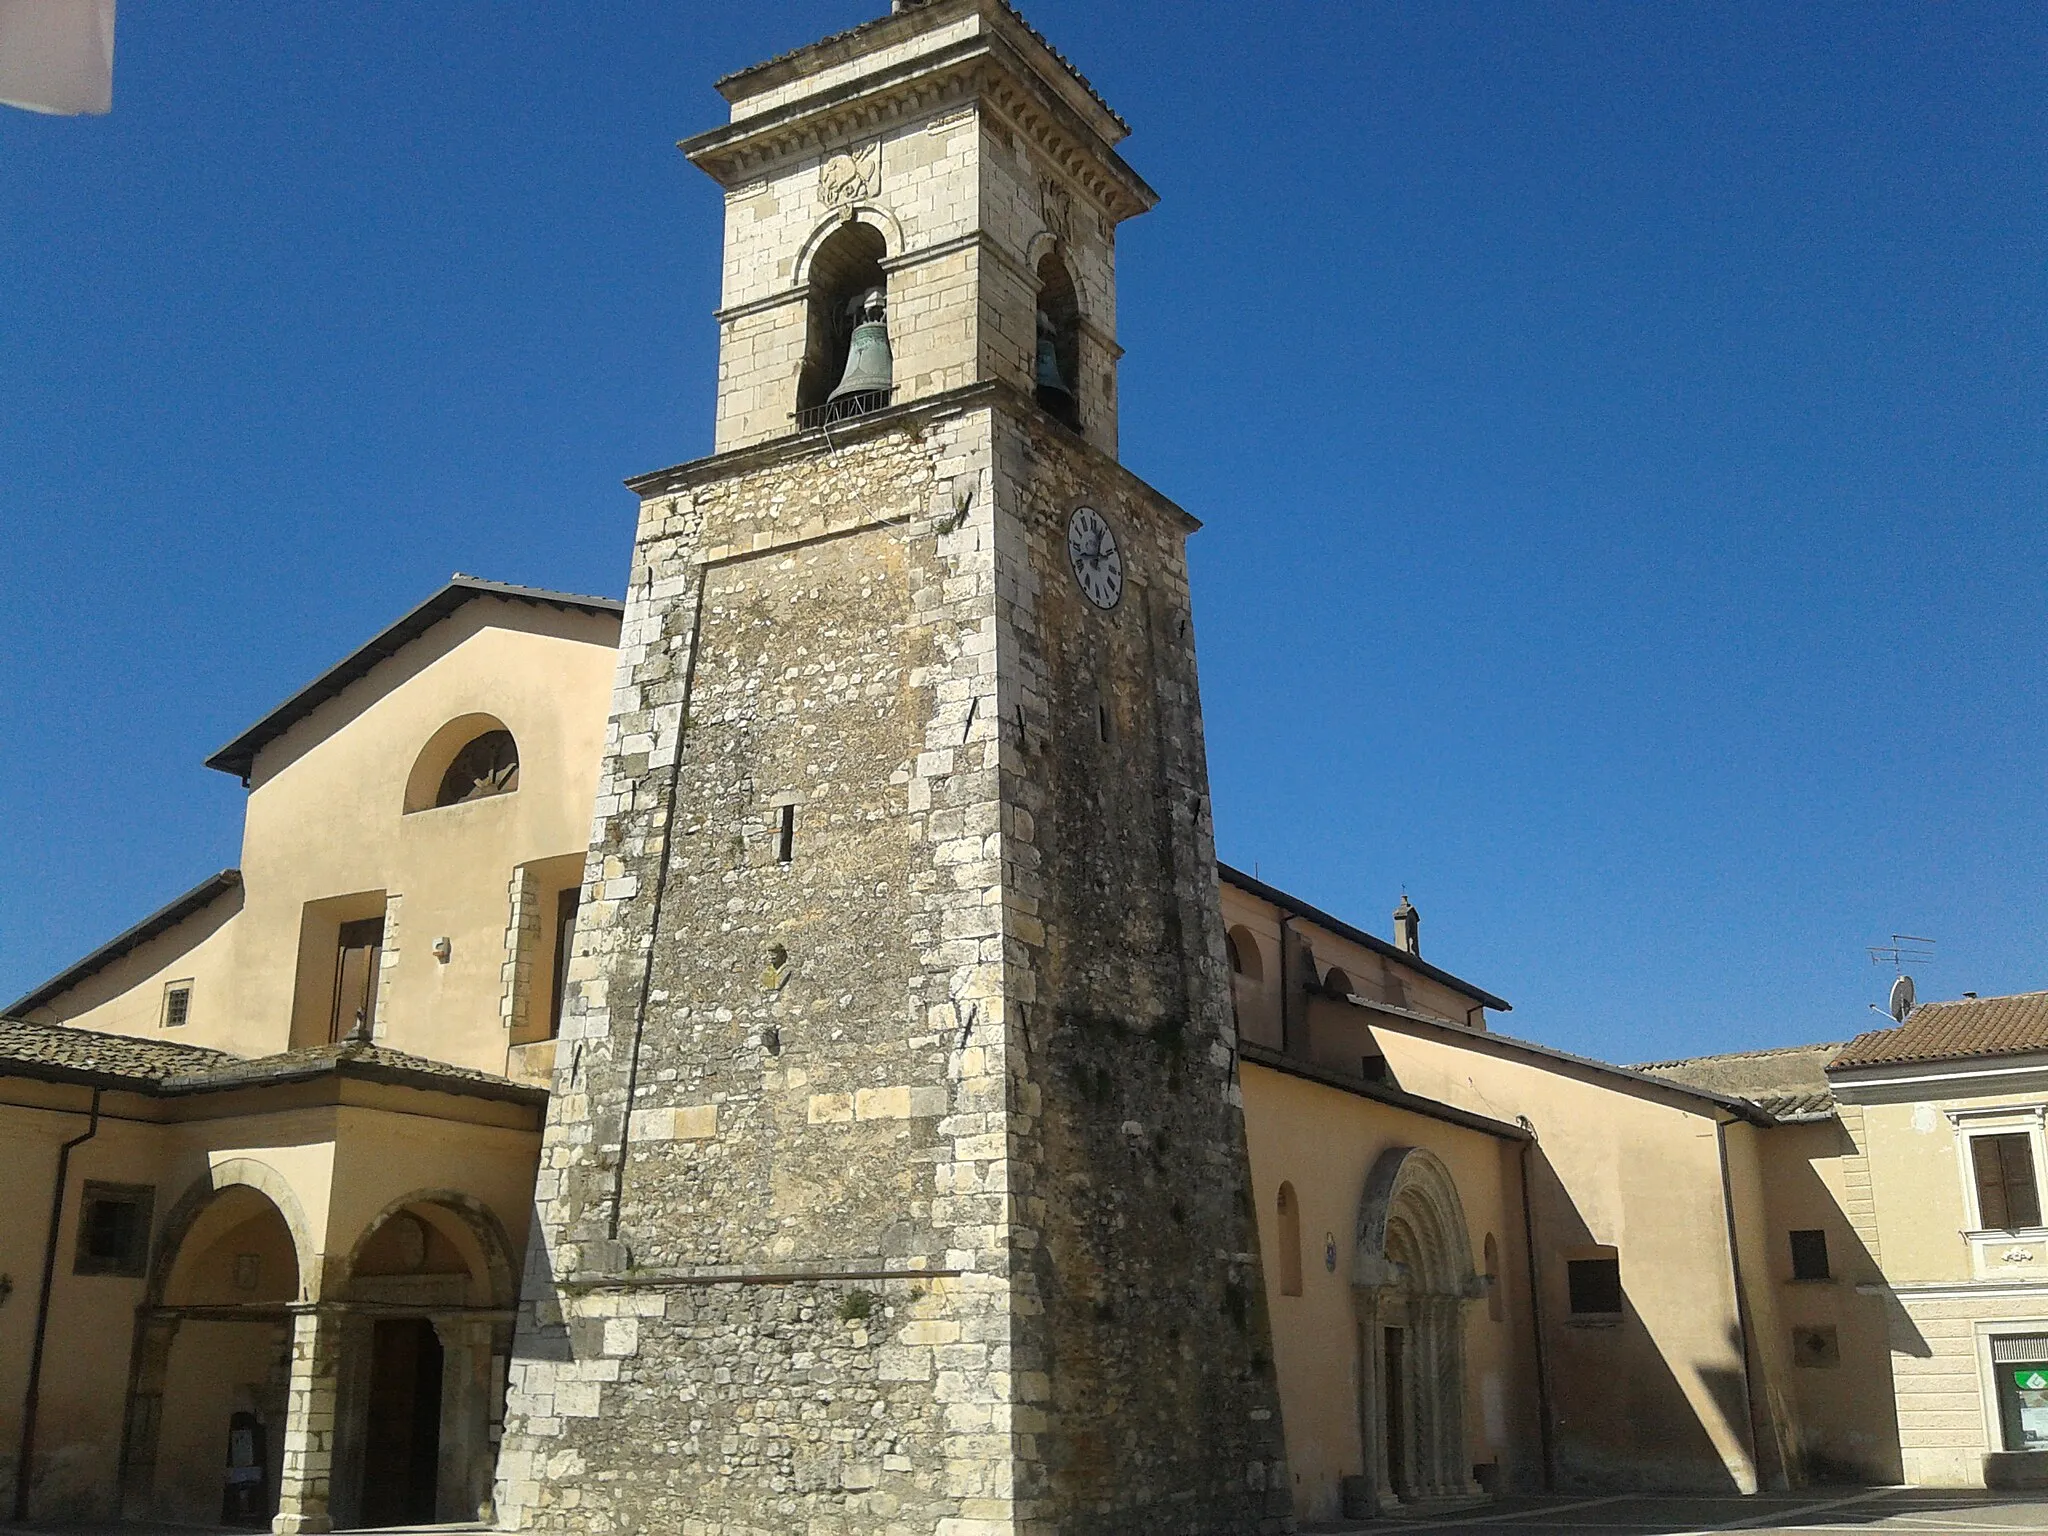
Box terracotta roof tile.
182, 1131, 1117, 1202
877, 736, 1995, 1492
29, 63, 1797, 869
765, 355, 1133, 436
1834, 991, 2048, 1070
0, 1018, 544, 1106
0, 1016, 233, 1083
1633, 1040, 1842, 1112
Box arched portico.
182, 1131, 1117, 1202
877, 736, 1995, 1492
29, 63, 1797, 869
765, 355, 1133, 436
120, 1164, 307, 1527
1353, 1146, 1485, 1513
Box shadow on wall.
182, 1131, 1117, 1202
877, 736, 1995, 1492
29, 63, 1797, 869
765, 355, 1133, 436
1522, 1145, 1756, 1493
1771, 1118, 1913, 1485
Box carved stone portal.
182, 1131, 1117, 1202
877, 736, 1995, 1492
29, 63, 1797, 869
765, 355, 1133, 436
1351, 1145, 1485, 1516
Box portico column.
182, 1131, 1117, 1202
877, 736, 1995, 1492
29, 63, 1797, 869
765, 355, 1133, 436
432, 1314, 499, 1522
117, 1311, 182, 1518
272, 1305, 342, 1535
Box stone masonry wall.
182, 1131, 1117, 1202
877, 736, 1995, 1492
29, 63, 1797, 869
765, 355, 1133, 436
497, 389, 1288, 1536
989, 404, 1291, 1532
497, 400, 1026, 1536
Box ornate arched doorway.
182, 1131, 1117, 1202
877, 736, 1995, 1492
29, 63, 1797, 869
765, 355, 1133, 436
1353, 1146, 1484, 1512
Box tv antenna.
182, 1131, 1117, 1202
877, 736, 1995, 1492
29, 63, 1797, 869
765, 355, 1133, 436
1868, 934, 1935, 973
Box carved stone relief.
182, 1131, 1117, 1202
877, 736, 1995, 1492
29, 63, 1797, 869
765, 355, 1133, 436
819, 142, 880, 210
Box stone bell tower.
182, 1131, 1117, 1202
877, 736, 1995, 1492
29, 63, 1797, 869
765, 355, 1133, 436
495, 5, 1290, 1533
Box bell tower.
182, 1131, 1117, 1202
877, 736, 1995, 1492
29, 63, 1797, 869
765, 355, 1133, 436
496, 5, 1291, 1534
692, 0, 1146, 460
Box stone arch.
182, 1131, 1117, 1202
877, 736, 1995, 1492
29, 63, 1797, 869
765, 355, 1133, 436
793, 206, 904, 287
123, 1162, 310, 1522
335, 1188, 518, 1309
1352, 1146, 1483, 1512
148, 1157, 316, 1307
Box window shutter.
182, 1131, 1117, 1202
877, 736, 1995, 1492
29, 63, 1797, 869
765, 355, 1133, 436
2007, 1137, 2043, 1229
1975, 1137, 2014, 1230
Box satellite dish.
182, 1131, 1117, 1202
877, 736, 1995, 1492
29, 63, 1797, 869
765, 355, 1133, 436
1889, 974, 1916, 1022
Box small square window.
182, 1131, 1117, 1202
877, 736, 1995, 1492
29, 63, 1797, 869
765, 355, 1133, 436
74, 1182, 154, 1277
1567, 1256, 1622, 1316
1789, 1228, 1831, 1281
161, 980, 192, 1029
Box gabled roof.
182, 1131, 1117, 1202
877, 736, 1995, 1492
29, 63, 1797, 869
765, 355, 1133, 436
0, 1017, 546, 1107
204, 576, 623, 784
1634, 1040, 1843, 1124
1218, 864, 1511, 1013
1835, 991, 2048, 1071
4, 870, 241, 1017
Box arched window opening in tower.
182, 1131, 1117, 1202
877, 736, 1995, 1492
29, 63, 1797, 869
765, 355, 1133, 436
799, 222, 890, 428
1034, 249, 1082, 431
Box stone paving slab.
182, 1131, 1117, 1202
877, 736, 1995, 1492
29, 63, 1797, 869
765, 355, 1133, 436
1301, 1488, 2048, 1536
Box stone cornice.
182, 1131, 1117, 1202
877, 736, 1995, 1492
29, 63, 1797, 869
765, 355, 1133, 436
681, 36, 1155, 225
624, 378, 1195, 534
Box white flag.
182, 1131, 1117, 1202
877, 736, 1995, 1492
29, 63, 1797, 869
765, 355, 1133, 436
0, 0, 116, 116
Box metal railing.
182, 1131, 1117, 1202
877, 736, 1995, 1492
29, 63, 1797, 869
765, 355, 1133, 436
795, 389, 892, 432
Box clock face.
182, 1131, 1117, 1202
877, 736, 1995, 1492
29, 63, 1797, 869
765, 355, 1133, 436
1066, 505, 1124, 610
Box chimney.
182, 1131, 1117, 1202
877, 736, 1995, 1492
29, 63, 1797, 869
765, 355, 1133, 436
1393, 893, 1420, 956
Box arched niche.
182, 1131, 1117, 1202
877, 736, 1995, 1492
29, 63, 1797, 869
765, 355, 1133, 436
1324, 967, 1356, 1000
1352, 1146, 1484, 1511
796, 220, 890, 422
1275, 1182, 1304, 1298
404, 713, 519, 814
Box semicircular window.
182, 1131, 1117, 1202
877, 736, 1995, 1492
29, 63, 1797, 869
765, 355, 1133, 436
435, 729, 519, 807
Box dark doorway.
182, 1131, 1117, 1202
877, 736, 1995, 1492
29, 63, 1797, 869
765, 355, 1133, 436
329, 918, 385, 1043
362, 1318, 442, 1526
1384, 1327, 1408, 1498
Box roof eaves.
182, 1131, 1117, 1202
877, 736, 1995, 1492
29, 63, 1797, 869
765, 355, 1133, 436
160, 1047, 548, 1108
1239, 1041, 1531, 1142
1361, 1004, 1774, 1126
1218, 863, 1511, 1013
202, 577, 623, 784
4, 870, 242, 1017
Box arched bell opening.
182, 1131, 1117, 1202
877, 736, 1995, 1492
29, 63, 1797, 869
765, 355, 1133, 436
124, 1180, 304, 1527
1034, 248, 1083, 431
1352, 1146, 1485, 1516
323, 1193, 519, 1530
797, 221, 890, 427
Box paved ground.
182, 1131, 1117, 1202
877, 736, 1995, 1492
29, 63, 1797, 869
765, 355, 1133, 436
1302, 1489, 2048, 1535
13, 1497, 2048, 1536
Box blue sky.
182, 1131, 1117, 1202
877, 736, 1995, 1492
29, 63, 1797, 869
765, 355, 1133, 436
1, 3, 2040, 1064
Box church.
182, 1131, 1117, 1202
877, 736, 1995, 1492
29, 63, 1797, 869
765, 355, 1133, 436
5, 4, 2045, 1531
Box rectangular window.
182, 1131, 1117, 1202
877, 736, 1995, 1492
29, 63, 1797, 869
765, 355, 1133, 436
547, 888, 580, 1039
329, 917, 385, 1043
1972, 1133, 2042, 1230
161, 980, 192, 1029
74, 1182, 154, 1277
776, 803, 796, 864
1567, 1256, 1622, 1316
1789, 1228, 1831, 1281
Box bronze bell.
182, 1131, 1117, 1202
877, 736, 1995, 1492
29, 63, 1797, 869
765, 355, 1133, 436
827, 288, 892, 408
1034, 308, 1074, 408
